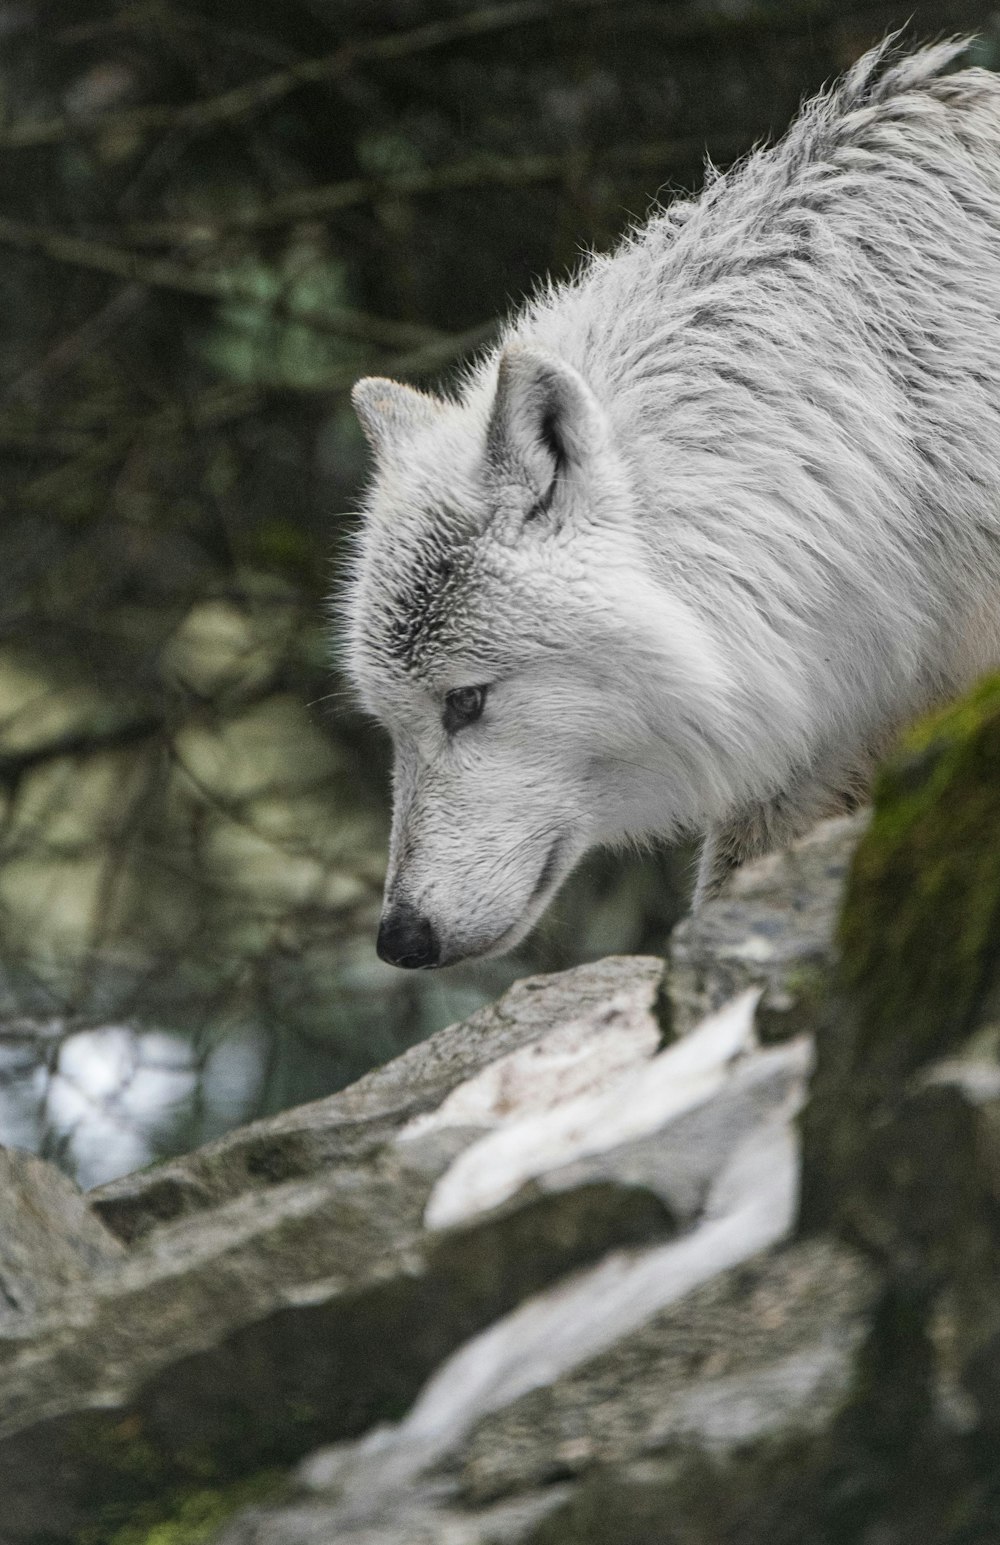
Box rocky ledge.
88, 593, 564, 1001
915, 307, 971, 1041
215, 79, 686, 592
5, 679, 1000, 1545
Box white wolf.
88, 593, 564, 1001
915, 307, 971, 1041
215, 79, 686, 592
342, 38, 1000, 969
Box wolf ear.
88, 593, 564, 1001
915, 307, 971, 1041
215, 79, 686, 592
351, 377, 445, 453
486, 344, 605, 503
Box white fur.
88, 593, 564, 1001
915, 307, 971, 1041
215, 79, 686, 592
340, 38, 1000, 963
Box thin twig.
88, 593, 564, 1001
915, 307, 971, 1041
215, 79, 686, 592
0, 712, 165, 780
0, 215, 448, 348
4, 313, 491, 497
124, 136, 750, 243
59, 7, 302, 66
3, 283, 147, 403
12, 382, 262, 507
0, 0, 634, 149
0, 428, 97, 455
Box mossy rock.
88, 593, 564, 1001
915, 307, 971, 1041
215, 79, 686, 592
841, 675, 1000, 1078
801, 674, 1000, 1233
81, 1469, 283, 1545
794, 679, 1000, 1540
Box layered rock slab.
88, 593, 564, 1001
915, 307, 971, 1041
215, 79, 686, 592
0, 959, 680, 1543
0, 1150, 676, 1541
217, 1235, 877, 1545
214, 996, 823, 1544
92, 955, 666, 1244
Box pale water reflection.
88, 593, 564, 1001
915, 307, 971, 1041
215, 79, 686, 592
0, 1023, 266, 1187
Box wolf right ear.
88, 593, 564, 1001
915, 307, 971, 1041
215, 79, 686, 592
352, 377, 445, 453
486, 344, 606, 503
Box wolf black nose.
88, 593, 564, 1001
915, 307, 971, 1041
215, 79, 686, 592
377, 904, 440, 969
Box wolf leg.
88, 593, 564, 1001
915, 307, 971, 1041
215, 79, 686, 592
693, 761, 872, 910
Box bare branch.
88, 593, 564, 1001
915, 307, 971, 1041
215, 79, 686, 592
0, 0, 635, 149
0, 713, 165, 781
3, 283, 147, 404
0, 215, 447, 349
10, 382, 263, 508
0, 309, 492, 497
124, 136, 751, 243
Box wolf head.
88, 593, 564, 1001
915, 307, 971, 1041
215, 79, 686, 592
341, 343, 731, 967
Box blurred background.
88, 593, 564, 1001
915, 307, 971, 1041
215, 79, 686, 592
0, 0, 994, 1186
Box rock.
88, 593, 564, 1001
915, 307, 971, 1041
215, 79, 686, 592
309, 1071, 804, 1500
215, 1229, 876, 1545
801, 676, 1000, 1234
452, 1237, 875, 1513
540, 1035, 810, 1231
668, 813, 866, 1042
859, 1050, 1000, 1443
0, 948, 823, 1543
208, 677, 1000, 1545
218, 1487, 571, 1545
92, 956, 666, 1243
0, 1147, 124, 1320
0, 1110, 672, 1541
419, 990, 763, 1229
209, 985, 817, 1545
792, 675, 1000, 1541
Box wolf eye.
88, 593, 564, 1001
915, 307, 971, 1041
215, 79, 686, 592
443, 684, 487, 732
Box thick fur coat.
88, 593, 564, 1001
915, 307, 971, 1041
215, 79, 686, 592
342, 39, 1000, 967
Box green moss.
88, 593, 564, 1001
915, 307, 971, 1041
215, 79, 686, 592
838, 673, 1000, 1083
49, 1408, 286, 1545
757, 962, 830, 1043
81, 1471, 283, 1545
801, 675, 1000, 1232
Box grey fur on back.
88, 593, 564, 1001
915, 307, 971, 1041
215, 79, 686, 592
342, 39, 1000, 966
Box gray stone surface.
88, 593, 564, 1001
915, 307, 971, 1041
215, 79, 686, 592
0, 951, 815, 1544
92, 955, 666, 1242
453, 1236, 874, 1505
0, 1121, 673, 1538
217, 1487, 571, 1545
541, 1037, 810, 1227
0, 1147, 124, 1320
211, 1000, 814, 1545
215, 1238, 876, 1545
667, 813, 866, 1040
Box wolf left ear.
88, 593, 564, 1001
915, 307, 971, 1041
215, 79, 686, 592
486, 344, 606, 504
352, 377, 445, 453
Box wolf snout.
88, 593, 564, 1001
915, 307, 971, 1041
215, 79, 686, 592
376, 902, 440, 969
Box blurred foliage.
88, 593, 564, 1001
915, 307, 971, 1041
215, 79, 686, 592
0, 0, 994, 1183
